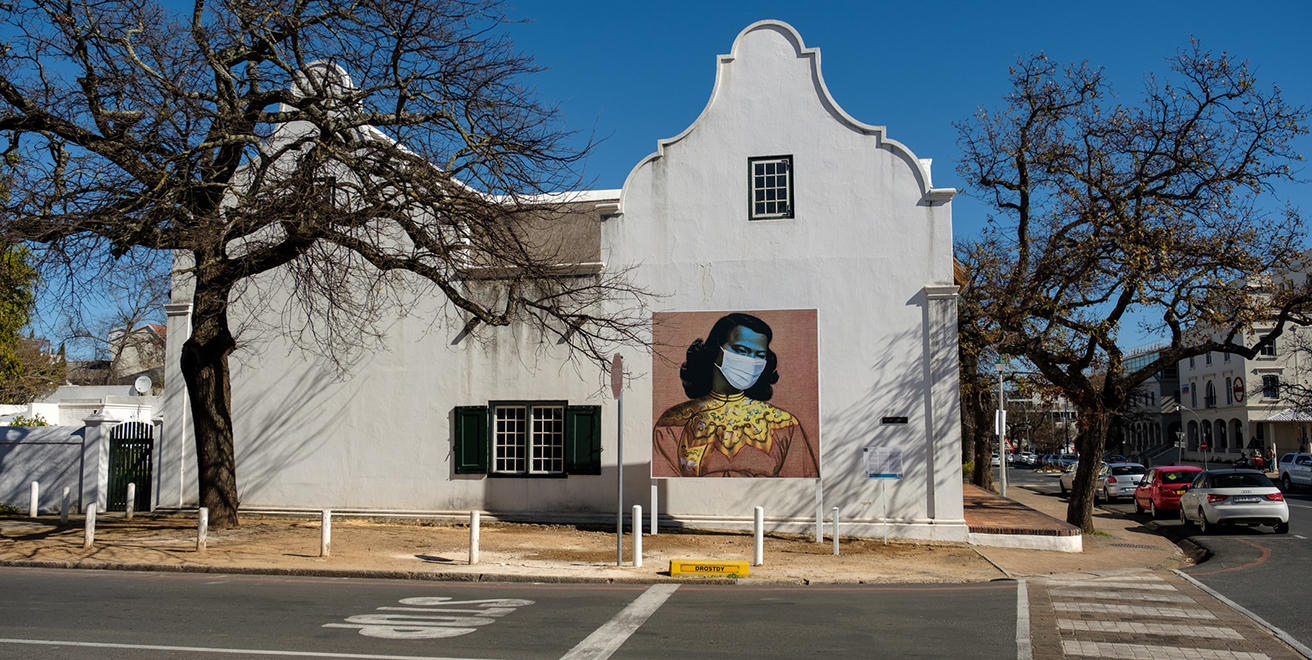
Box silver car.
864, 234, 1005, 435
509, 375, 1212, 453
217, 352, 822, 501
1179, 469, 1289, 534
1059, 462, 1146, 502
1098, 463, 1146, 502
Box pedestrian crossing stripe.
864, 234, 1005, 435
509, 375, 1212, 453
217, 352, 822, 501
1062, 640, 1269, 660
1058, 619, 1243, 640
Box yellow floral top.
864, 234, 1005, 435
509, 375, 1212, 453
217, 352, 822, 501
653, 392, 816, 478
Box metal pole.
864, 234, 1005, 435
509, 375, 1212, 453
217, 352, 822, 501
831, 506, 840, 555
83, 504, 96, 549
125, 483, 136, 521
321, 509, 331, 558
616, 390, 624, 567
814, 479, 823, 543
882, 480, 889, 546
197, 507, 208, 552
469, 511, 480, 565
60, 487, 70, 526
999, 365, 1008, 497
29, 481, 38, 518
753, 506, 764, 566
650, 484, 658, 535
632, 505, 643, 568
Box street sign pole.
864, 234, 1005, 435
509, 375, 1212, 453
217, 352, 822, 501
612, 355, 624, 567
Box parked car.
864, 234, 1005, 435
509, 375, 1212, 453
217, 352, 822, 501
1277, 452, 1312, 492
1057, 454, 1078, 468
1019, 451, 1037, 466
1098, 463, 1146, 502
1179, 469, 1289, 534
990, 451, 1000, 466
1133, 465, 1203, 517
1058, 462, 1083, 495
1103, 454, 1128, 464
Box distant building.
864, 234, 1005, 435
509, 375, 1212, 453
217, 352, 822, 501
1121, 346, 1181, 458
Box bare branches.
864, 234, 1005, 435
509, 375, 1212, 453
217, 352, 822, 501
957, 44, 1309, 531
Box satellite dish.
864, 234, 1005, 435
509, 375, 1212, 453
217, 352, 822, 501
133, 376, 152, 395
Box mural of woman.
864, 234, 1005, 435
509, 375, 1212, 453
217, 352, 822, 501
653, 312, 818, 478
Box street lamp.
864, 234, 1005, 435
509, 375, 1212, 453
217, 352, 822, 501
1176, 404, 1208, 471
996, 359, 1007, 497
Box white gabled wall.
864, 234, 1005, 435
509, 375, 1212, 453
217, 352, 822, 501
606, 21, 962, 540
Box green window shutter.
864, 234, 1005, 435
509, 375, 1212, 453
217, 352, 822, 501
453, 406, 489, 474
565, 405, 602, 475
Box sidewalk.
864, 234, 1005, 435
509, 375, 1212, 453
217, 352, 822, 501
0, 484, 1187, 585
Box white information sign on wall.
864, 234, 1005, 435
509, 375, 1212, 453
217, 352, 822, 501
863, 447, 903, 479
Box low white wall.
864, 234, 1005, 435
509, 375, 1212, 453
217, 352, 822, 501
0, 426, 85, 513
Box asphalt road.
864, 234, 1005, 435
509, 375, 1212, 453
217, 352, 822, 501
0, 567, 1019, 659
999, 462, 1312, 651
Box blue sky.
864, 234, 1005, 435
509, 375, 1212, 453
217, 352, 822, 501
503, 1, 1312, 245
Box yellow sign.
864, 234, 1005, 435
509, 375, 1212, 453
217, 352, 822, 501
669, 559, 749, 578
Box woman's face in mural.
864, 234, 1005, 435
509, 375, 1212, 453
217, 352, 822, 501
712, 325, 770, 394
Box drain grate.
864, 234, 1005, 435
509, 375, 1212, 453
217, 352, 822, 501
1105, 542, 1157, 550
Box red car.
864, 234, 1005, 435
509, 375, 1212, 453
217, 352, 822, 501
1134, 465, 1204, 518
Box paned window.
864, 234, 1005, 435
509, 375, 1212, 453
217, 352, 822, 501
1225, 377, 1233, 405
1204, 381, 1216, 408
749, 156, 794, 220
1263, 375, 1280, 399
453, 402, 601, 477
1260, 336, 1277, 356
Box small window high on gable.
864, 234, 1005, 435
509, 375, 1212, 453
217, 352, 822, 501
749, 155, 794, 220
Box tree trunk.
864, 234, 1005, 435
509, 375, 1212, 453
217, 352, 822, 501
1065, 408, 1111, 532
179, 283, 240, 529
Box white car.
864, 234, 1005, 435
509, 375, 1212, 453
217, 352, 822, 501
1179, 469, 1289, 534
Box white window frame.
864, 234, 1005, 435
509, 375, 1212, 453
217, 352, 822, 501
748, 155, 794, 220
492, 402, 567, 475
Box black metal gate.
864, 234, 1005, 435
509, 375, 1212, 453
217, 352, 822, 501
108, 422, 153, 512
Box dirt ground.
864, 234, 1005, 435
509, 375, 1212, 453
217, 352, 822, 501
0, 512, 1004, 584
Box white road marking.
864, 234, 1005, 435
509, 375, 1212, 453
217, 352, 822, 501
1017, 580, 1032, 660
1057, 619, 1243, 639
1052, 602, 1216, 619
0, 638, 501, 660
1298, 535, 1308, 539
1048, 589, 1194, 603
558, 583, 679, 660
1043, 581, 1176, 591
1062, 640, 1269, 659
1175, 569, 1312, 659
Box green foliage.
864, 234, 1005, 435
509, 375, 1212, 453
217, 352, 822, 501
0, 502, 20, 516
9, 413, 49, 427
962, 461, 975, 481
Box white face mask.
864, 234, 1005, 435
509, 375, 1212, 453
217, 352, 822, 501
717, 346, 767, 391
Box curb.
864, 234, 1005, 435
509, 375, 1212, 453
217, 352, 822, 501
0, 558, 748, 585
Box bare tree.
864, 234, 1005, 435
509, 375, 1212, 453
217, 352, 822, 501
957, 44, 1310, 531
0, 0, 649, 528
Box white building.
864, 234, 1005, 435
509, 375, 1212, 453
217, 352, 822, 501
157, 21, 965, 541
1178, 324, 1312, 461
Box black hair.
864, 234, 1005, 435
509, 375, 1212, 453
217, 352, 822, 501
679, 313, 779, 400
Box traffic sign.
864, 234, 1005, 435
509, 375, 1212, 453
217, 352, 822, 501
611, 354, 623, 398
1200, 441, 1209, 452
1233, 377, 1245, 403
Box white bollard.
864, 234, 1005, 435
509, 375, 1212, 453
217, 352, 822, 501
753, 506, 764, 566
125, 483, 136, 521
632, 505, 642, 568
650, 484, 658, 535
831, 506, 840, 556
60, 487, 70, 525
469, 511, 480, 565
83, 503, 97, 549
321, 509, 332, 558
197, 507, 209, 552
815, 480, 824, 543
29, 481, 39, 518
